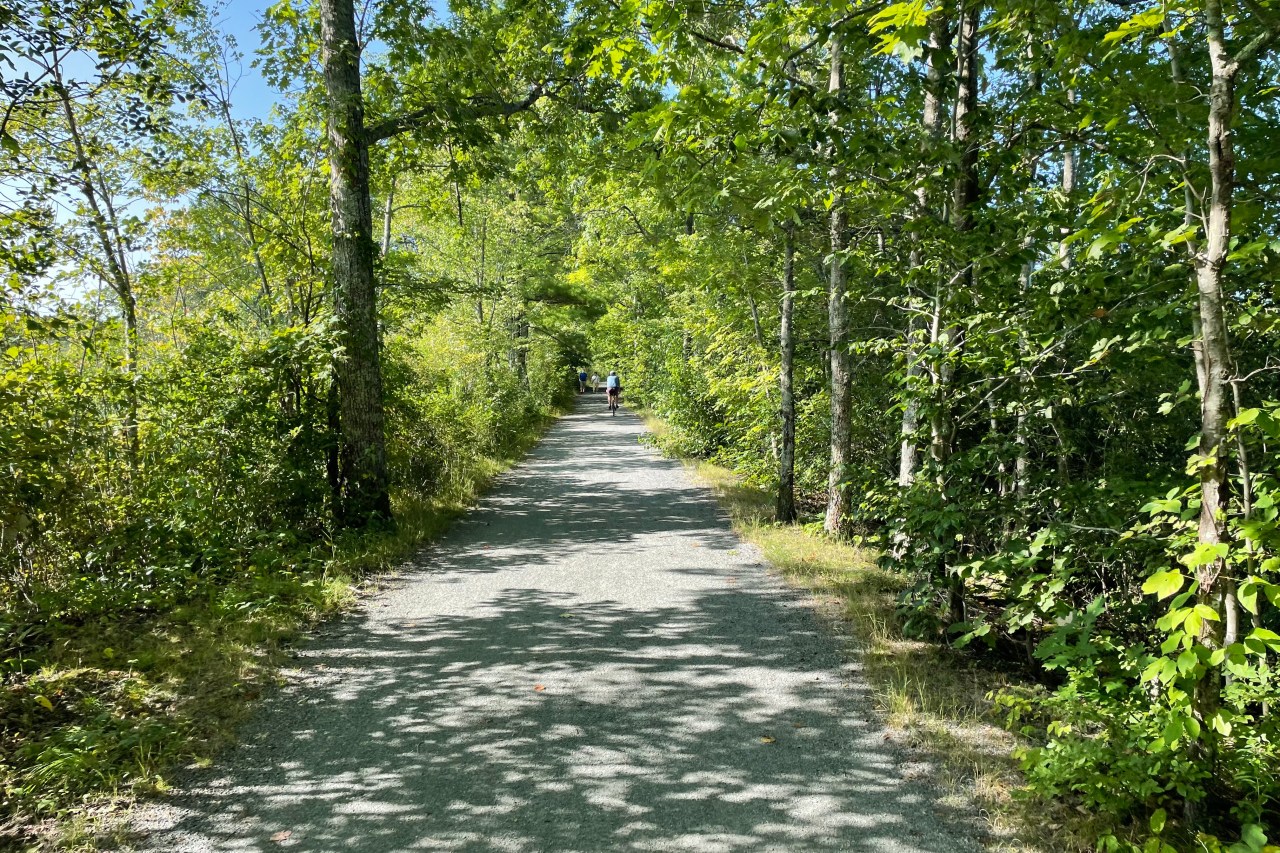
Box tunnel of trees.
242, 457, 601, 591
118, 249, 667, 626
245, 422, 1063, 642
2, 0, 1279, 849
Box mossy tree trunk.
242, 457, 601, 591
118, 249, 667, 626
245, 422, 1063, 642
319, 0, 392, 526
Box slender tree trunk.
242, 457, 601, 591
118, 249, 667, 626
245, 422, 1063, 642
825, 34, 853, 538
509, 310, 529, 388
1188, 0, 1240, 744
1014, 31, 1046, 499
899, 10, 951, 489
898, 319, 923, 486
52, 59, 140, 468
930, 0, 976, 469
319, 0, 392, 526
777, 228, 797, 524
745, 284, 780, 462
215, 88, 273, 305
1058, 91, 1076, 266
1047, 91, 1077, 488
934, 0, 981, 629
381, 174, 396, 256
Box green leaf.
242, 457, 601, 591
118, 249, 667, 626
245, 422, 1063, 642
1143, 570, 1186, 600
1103, 7, 1167, 44
1247, 628, 1280, 651
1150, 808, 1167, 834
1192, 604, 1221, 622
1228, 408, 1260, 428
1182, 542, 1229, 569
1238, 581, 1260, 615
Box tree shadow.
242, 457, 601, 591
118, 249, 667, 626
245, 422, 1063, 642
133, 401, 981, 852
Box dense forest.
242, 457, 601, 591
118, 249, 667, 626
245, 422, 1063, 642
2, 0, 1279, 849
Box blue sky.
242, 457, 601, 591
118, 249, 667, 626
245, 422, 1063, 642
210, 0, 284, 121
208, 0, 452, 122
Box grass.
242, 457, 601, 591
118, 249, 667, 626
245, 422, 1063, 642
639, 414, 1112, 853
0, 415, 556, 853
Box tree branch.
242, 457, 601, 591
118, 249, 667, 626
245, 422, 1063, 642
365, 82, 548, 143
688, 28, 819, 92
1233, 17, 1280, 66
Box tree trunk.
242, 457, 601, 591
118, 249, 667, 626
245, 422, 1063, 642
52, 60, 140, 468
777, 228, 797, 524
215, 84, 273, 306
381, 173, 396, 256
1047, 91, 1077, 488
824, 34, 853, 538
319, 0, 392, 526
1014, 30, 1046, 499
936, 0, 981, 629
510, 310, 530, 388
899, 10, 951, 489
1189, 0, 1240, 741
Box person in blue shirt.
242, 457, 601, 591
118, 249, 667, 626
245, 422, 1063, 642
605, 371, 621, 414
577, 369, 588, 393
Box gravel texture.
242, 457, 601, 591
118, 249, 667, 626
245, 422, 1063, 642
131, 397, 982, 852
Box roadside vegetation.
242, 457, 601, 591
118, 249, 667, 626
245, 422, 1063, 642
676, 446, 1106, 853
2, 411, 560, 851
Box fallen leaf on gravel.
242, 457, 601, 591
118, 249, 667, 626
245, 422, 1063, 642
792, 723, 807, 729
270, 830, 292, 842
759, 735, 776, 744
534, 684, 546, 692
559, 613, 574, 618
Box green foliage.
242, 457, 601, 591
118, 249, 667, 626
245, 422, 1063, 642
2, 0, 578, 839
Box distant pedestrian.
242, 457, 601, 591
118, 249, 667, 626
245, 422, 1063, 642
578, 369, 588, 393
590, 373, 599, 392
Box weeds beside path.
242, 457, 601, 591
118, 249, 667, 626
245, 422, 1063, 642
644, 417, 1111, 853
0, 413, 557, 852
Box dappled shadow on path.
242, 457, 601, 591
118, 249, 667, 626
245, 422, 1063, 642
136, 400, 978, 853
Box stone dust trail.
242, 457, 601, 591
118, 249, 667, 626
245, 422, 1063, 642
134, 397, 981, 853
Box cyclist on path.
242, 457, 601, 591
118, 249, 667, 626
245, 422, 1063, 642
605, 371, 621, 414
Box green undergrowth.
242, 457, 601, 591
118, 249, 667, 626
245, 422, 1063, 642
639, 414, 1122, 853
0, 416, 555, 853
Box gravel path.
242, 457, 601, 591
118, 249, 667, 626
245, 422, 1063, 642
132, 397, 981, 852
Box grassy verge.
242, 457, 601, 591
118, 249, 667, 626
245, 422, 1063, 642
0, 416, 556, 853
637, 413, 1111, 853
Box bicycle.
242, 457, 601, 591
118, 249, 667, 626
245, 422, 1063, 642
607, 388, 621, 414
